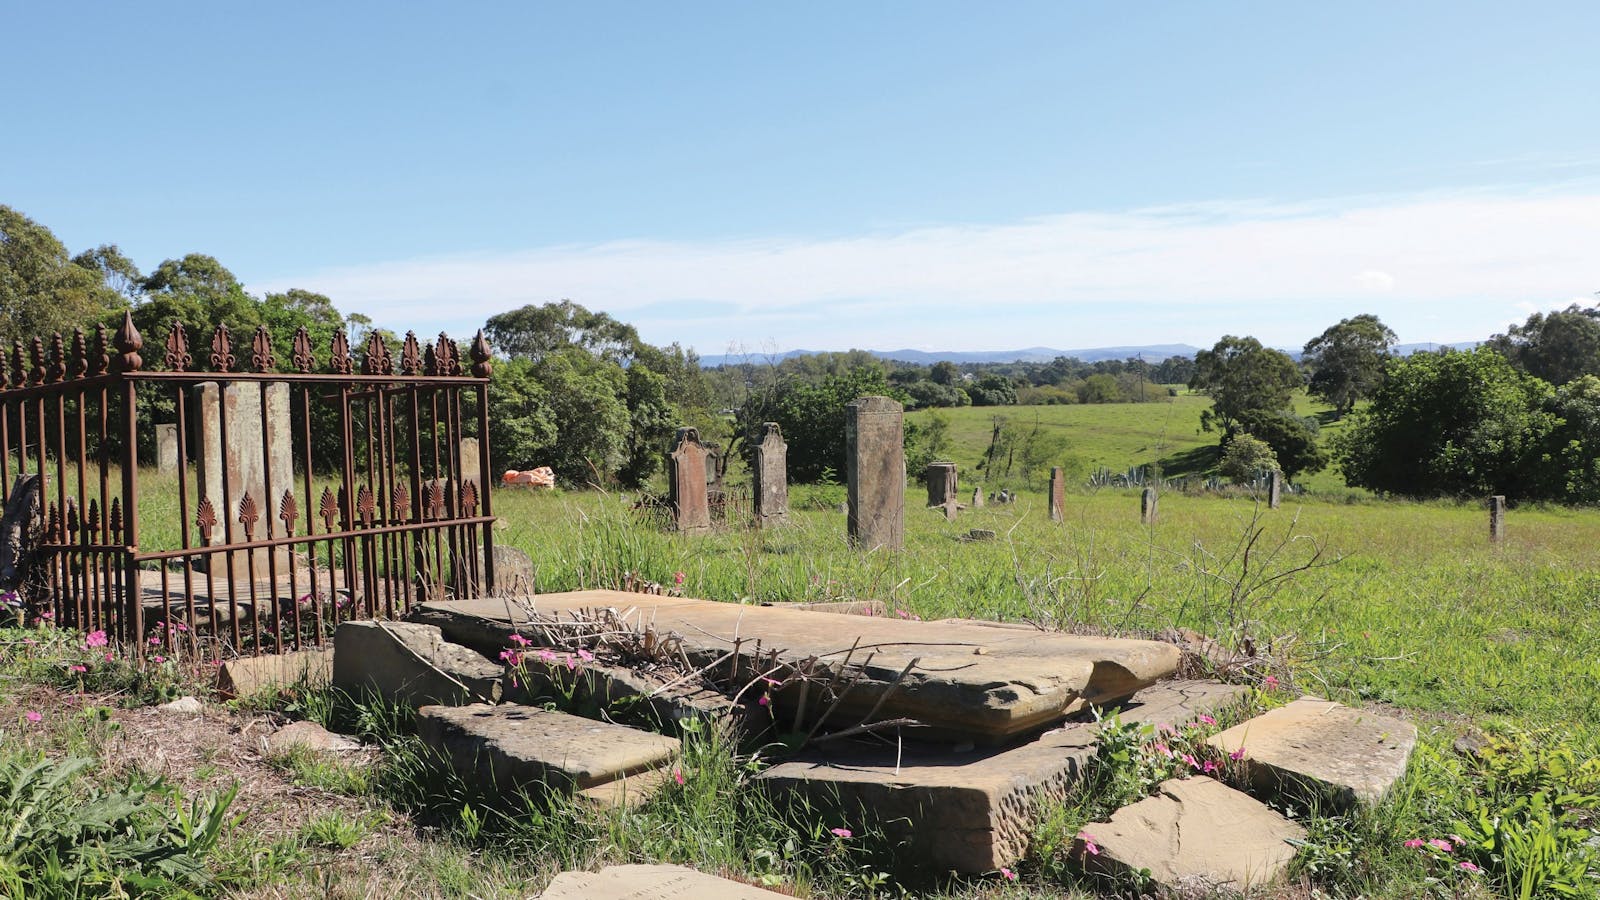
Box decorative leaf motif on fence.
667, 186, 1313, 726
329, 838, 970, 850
470, 330, 492, 378
356, 484, 375, 526
461, 480, 478, 516
89, 325, 109, 377
68, 328, 87, 380
112, 311, 143, 373
400, 331, 422, 375
251, 325, 276, 372
329, 330, 353, 375
434, 333, 460, 376
196, 498, 216, 543
238, 492, 259, 540
291, 326, 316, 373
209, 324, 236, 373
319, 486, 339, 532
362, 332, 392, 376
164, 320, 193, 372
279, 491, 298, 535
429, 479, 447, 519
393, 484, 410, 521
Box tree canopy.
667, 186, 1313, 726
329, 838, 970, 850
1189, 335, 1301, 432
1484, 303, 1600, 386
1302, 314, 1396, 416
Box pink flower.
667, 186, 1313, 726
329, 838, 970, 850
830, 827, 852, 839
148, 635, 161, 646
84, 630, 108, 648
499, 649, 523, 665
1263, 674, 1279, 688
673, 768, 685, 786
673, 571, 686, 586
1403, 838, 1426, 849
24, 711, 42, 723
176, 623, 189, 633
1429, 839, 1453, 853
1229, 747, 1246, 761
563, 654, 576, 671
507, 633, 531, 646
68, 664, 87, 673
1201, 760, 1218, 774
577, 648, 594, 662
103, 652, 114, 662
1000, 867, 1017, 881
1152, 742, 1172, 757
537, 649, 557, 664
40, 611, 53, 621
1459, 861, 1481, 873
152, 655, 165, 663
1197, 714, 1217, 726
758, 695, 770, 706
1077, 831, 1100, 856
1181, 753, 1200, 770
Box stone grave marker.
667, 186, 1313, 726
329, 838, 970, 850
1141, 487, 1158, 524
1048, 466, 1065, 522
667, 427, 711, 534
971, 486, 984, 508
194, 381, 293, 579
1489, 494, 1506, 542
846, 396, 904, 551
924, 461, 957, 508
458, 436, 481, 478
753, 422, 788, 526
1268, 469, 1283, 509
156, 423, 179, 475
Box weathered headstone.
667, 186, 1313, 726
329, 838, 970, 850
667, 427, 711, 534
0, 474, 41, 591
458, 437, 481, 479
194, 381, 293, 580
752, 422, 788, 527
971, 486, 984, 508
924, 461, 957, 508
1489, 495, 1506, 542
1141, 487, 1158, 524
156, 424, 179, 475
846, 396, 904, 551
1267, 469, 1283, 509
1048, 466, 1065, 522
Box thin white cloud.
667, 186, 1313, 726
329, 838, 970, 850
253, 187, 1600, 351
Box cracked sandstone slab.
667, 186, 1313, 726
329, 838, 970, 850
1206, 697, 1417, 807
1085, 777, 1305, 894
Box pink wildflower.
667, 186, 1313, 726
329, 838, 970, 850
673, 571, 686, 586
1429, 839, 1453, 853
1459, 861, 1481, 873
577, 648, 595, 663
1181, 753, 1200, 770
1403, 838, 1425, 849
22, 638, 35, 645
830, 827, 852, 839
68, 664, 87, 673
499, 649, 523, 665
1198, 714, 1217, 726
176, 623, 188, 633
1077, 831, 1100, 856
1263, 674, 1279, 688
148, 635, 161, 646
1000, 867, 1018, 881
103, 652, 114, 662
84, 630, 108, 648
537, 649, 557, 664
507, 633, 531, 646
564, 653, 576, 671
673, 768, 686, 786
1201, 759, 1218, 774
40, 611, 53, 621
152, 655, 165, 663
1152, 742, 1172, 757
1229, 746, 1246, 761
25, 710, 42, 723
758, 694, 770, 706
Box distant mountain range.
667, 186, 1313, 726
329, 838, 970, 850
697, 341, 1479, 368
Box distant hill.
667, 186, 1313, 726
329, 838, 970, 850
698, 344, 1204, 368
699, 340, 1479, 368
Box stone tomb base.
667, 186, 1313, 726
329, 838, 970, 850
756, 680, 1248, 873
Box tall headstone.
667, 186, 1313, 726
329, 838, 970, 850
1489, 495, 1506, 542
924, 461, 958, 508
458, 437, 481, 479
1048, 467, 1065, 523
156, 424, 179, 475
1141, 487, 1158, 524
1267, 470, 1283, 509
668, 427, 712, 534
194, 382, 293, 580
971, 486, 984, 508
753, 422, 789, 527
846, 396, 905, 552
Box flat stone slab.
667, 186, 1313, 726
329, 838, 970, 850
217, 647, 333, 698
412, 591, 1181, 742
759, 599, 889, 616
1084, 776, 1305, 893
417, 703, 680, 800
503, 657, 740, 728
332, 620, 502, 709
540, 864, 791, 899
263, 720, 364, 755
757, 680, 1248, 873
1206, 697, 1417, 807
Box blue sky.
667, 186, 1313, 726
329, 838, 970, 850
6, 2, 1599, 355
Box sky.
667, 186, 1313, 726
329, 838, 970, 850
6, 2, 1600, 356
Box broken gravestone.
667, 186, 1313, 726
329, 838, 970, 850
332, 620, 501, 708
1206, 697, 1417, 807
0, 474, 41, 591
924, 461, 957, 508
1140, 487, 1158, 524
753, 422, 789, 527
846, 396, 904, 551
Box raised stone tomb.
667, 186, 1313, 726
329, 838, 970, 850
332, 620, 502, 708
418, 703, 680, 805
411, 590, 1182, 743
757, 680, 1248, 873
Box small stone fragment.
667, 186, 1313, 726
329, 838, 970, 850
264, 720, 363, 755
1206, 697, 1417, 806
539, 864, 791, 899
157, 696, 203, 716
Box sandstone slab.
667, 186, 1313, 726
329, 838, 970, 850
1206, 697, 1417, 806
332, 620, 501, 708
846, 396, 904, 551
1084, 776, 1305, 893
668, 427, 712, 534
752, 422, 789, 526
217, 647, 333, 698
502, 656, 739, 728
759, 599, 889, 617
417, 703, 679, 802
757, 680, 1249, 873
264, 720, 363, 755
540, 864, 790, 899
412, 591, 1183, 743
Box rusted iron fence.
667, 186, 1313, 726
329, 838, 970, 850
0, 312, 495, 660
